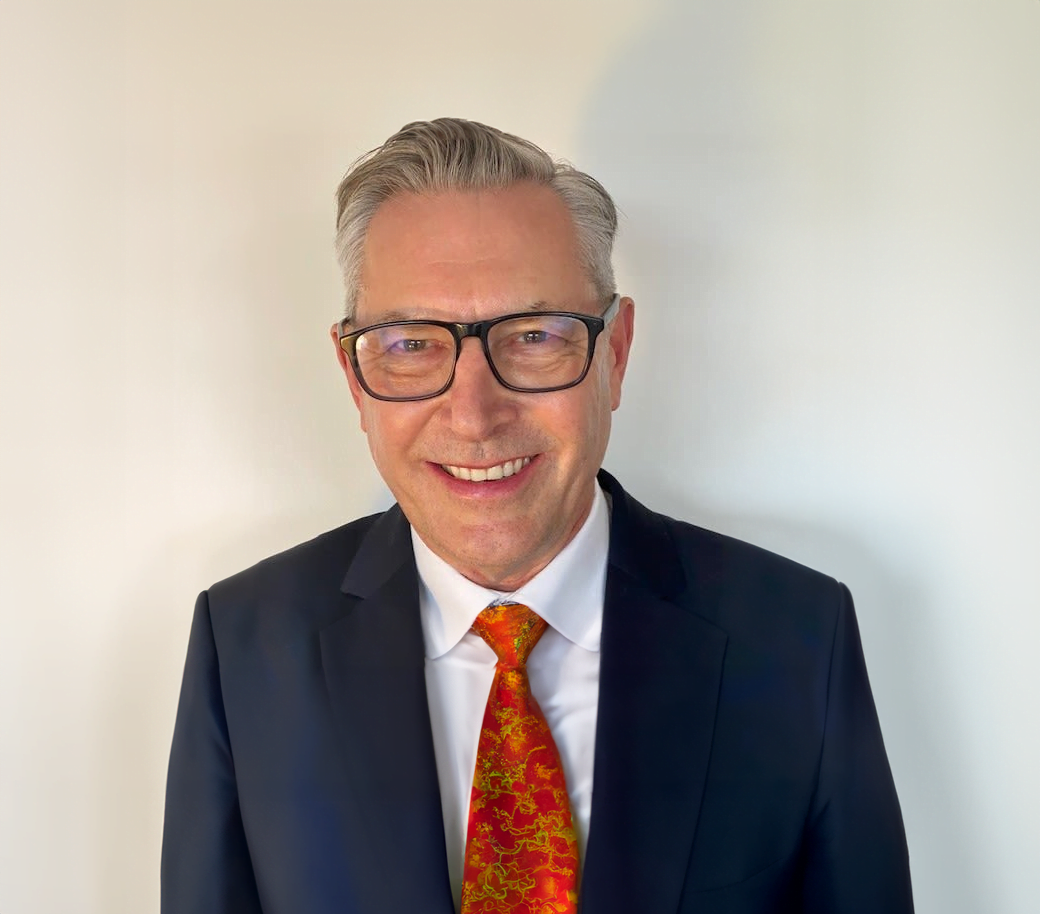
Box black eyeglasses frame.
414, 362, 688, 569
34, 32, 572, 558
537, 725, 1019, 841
336, 294, 622, 402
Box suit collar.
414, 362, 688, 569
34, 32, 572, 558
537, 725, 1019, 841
339, 502, 414, 598
341, 473, 663, 608
339, 470, 687, 606
598, 469, 687, 601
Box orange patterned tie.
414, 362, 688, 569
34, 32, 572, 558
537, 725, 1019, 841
460, 603, 580, 914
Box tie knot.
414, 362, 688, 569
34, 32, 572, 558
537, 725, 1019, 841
472, 603, 547, 668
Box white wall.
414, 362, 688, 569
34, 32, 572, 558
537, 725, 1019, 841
1, 1, 1036, 911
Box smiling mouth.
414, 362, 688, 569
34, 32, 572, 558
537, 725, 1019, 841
440, 456, 532, 482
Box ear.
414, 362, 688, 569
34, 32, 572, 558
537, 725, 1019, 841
606, 297, 635, 410
329, 323, 367, 430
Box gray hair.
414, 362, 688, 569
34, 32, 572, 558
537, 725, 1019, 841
334, 118, 618, 320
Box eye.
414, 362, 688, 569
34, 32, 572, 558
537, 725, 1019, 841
520, 329, 553, 345
361, 324, 451, 359
390, 337, 431, 353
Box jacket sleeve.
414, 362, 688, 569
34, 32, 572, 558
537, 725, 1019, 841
161, 591, 263, 914
801, 584, 914, 913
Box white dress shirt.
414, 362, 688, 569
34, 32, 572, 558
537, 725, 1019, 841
412, 483, 609, 910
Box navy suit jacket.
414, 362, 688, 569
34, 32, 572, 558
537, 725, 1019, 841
162, 471, 913, 913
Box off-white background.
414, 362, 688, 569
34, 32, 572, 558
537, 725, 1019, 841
1, 1, 1037, 912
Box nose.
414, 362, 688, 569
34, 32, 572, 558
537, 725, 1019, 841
441, 337, 516, 440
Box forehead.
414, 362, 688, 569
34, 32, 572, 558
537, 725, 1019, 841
357, 184, 591, 322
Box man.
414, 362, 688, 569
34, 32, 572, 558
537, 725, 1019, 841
162, 118, 913, 913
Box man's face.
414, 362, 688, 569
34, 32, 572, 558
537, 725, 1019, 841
332, 183, 634, 590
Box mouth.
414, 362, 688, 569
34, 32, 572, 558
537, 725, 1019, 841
440, 456, 533, 483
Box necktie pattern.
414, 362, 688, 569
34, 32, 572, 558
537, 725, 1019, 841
460, 603, 580, 914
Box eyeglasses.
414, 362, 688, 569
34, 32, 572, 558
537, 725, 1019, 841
336, 294, 621, 402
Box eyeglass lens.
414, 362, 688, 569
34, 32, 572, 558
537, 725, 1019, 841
354, 314, 593, 399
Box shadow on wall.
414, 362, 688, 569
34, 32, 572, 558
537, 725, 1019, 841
574, 1, 998, 912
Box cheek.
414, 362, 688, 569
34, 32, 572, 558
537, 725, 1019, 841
587, 360, 615, 419
588, 373, 617, 452
358, 396, 389, 438
361, 403, 427, 468
551, 381, 613, 465
594, 351, 623, 411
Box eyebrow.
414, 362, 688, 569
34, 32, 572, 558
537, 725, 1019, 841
367, 309, 421, 322
362, 301, 555, 324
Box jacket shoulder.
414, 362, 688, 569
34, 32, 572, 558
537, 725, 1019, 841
662, 511, 839, 589
602, 469, 845, 638
657, 510, 846, 642
211, 512, 383, 594
203, 511, 389, 640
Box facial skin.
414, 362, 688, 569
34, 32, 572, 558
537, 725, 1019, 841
331, 183, 634, 591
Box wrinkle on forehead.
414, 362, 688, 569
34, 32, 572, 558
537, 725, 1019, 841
357, 186, 588, 310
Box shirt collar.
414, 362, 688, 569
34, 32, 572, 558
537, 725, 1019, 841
412, 483, 609, 659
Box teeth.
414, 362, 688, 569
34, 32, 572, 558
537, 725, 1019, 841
442, 457, 531, 482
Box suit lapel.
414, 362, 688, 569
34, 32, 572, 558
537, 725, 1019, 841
582, 475, 728, 914
319, 507, 454, 914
